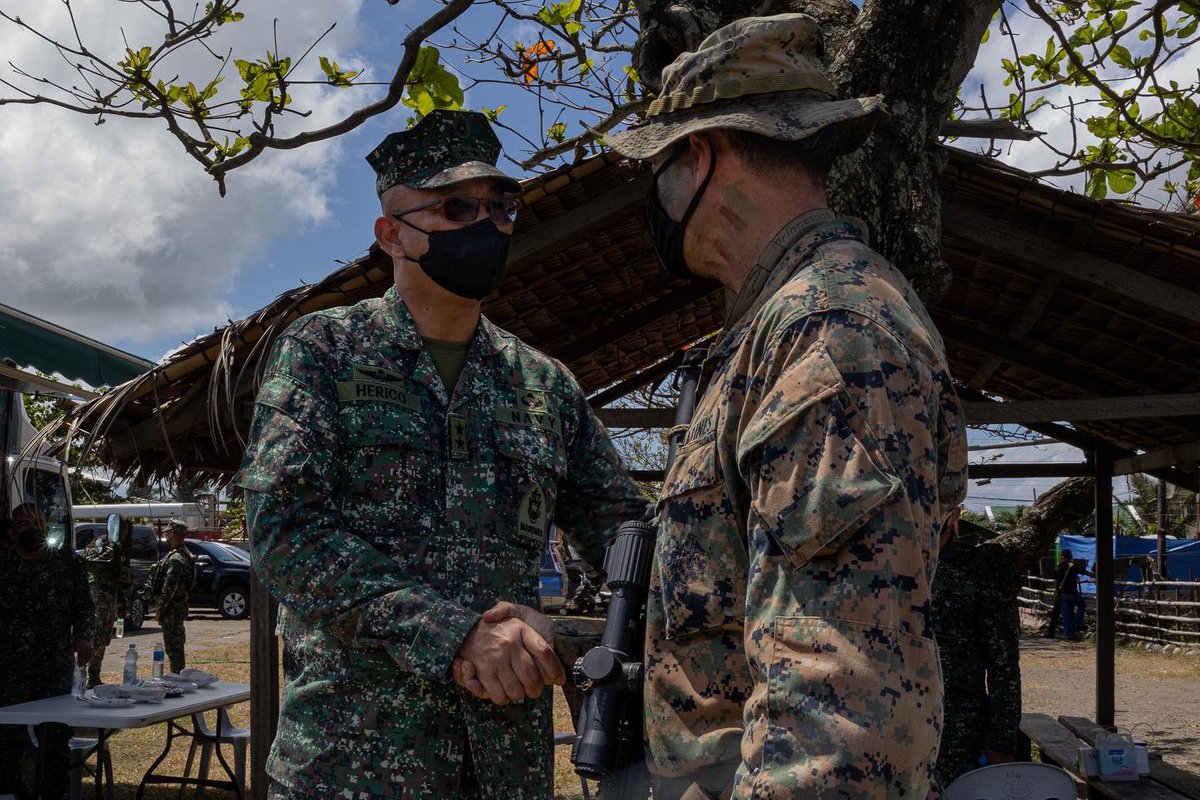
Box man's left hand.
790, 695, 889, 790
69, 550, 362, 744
453, 602, 560, 701
73, 639, 92, 666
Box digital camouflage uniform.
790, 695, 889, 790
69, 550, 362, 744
931, 521, 1023, 789
239, 286, 645, 799
642, 210, 969, 799
158, 543, 195, 673
0, 538, 95, 797
82, 535, 131, 684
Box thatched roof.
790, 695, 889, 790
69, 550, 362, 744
49, 148, 1200, 487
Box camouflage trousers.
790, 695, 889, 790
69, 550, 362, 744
89, 585, 119, 684
0, 670, 72, 796
160, 602, 188, 673
934, 703, 987, 789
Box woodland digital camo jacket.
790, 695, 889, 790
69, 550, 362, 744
932, 523, 1023, 788
239, 287, 644, 798
644, 210, 969, 799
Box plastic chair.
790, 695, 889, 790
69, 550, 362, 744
943, 762, 1078, 800
25, 725, 113, 800
68, 735, 114, 800
180, 707, 249, 798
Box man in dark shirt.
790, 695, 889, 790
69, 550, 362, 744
1054, 549, 1094, 640
932, 510, 1023, 787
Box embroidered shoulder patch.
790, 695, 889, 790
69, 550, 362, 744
517, 483, 550, 543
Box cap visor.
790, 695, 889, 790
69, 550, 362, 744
418, 161, 522, 193
606, 94, 885, 161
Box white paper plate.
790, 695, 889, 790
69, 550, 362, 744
84, 694, 136, 707
178, 669, 218, 687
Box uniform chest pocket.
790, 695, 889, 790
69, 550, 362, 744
493, 422, 565, 548
656, 440, 746, 641
339, 402, 439, 533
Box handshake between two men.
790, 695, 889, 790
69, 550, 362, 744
452, 601, 564, 705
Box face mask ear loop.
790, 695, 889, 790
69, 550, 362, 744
390, 214, 428, 265
679, 148, 717, 227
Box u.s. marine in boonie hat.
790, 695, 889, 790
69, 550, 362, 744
366, 109, 522, 197
606, 13, 885, 161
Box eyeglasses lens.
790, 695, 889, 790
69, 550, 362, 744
441, 197, 518, 224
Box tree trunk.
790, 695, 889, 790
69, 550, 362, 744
630, 0, 1003, 302
993, 477, 1096, 571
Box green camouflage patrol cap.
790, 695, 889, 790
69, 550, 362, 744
168, 518, 187, 532
366, 109, 521, 197
606, 14, 885, 161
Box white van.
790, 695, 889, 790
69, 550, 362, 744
1, 387, 72, 548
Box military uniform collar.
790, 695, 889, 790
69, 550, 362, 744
381, 286, 508, 358
711, 209, 868, 361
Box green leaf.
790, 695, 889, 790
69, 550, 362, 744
1086, 170, 1109, 199
403, 46, 464, 115
546, 122, 567, 142
1107, 169, 1136, 194
1109, 44, 1134, 68
481, 105, 507, 122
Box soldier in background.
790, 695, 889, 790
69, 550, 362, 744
605, 14, 968, 798
240, 109, 645, 799
82, 516, 132, 687
0, 503, 94, 799
932, 509, 1023, 788
157, 518, 195, 673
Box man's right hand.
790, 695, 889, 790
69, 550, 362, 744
454, 611, 564, 705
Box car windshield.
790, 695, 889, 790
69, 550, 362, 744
201, 542, 250, 563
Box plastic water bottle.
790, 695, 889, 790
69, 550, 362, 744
115, 617, 125, 639
152, 643, 165, 679
72, 656, 87, 700
122, 644, 138, 685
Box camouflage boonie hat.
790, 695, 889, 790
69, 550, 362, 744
167, 518, 187, 532
366, 109, 521, 197
606, 14, 885, 161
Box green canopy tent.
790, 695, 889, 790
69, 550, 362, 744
0, 301, 154, 392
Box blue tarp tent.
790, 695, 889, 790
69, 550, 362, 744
1058, 534, 1200, 592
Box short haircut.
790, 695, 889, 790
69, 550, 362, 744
720, 126, 840, 187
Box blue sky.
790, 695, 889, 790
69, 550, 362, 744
2, 0, 1175, 508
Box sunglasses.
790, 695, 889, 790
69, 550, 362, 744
392, 196, 520, 225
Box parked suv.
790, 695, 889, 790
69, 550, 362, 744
176, 539, 252, 621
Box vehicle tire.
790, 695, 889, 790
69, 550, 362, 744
127, 594, 146, 631
218, 584, 250, 620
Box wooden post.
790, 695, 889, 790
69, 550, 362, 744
1157, 479, 1168, 579
250, 572, 280, 800
1094, 442, 1116, 728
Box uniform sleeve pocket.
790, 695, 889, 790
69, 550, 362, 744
738, 341, 902, 569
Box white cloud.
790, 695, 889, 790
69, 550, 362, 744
0, 0, 371, 357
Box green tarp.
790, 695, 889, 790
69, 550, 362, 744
0, 302, 154, 388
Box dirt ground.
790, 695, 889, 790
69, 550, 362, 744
60, 617, 1200, 797
1019, 634, 1200, 770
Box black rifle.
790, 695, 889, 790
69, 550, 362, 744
571, 347, 707, 794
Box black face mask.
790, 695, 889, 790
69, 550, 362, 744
398, 217, 511, 301
645, 147, 717, 279
14, 528, 47, 560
